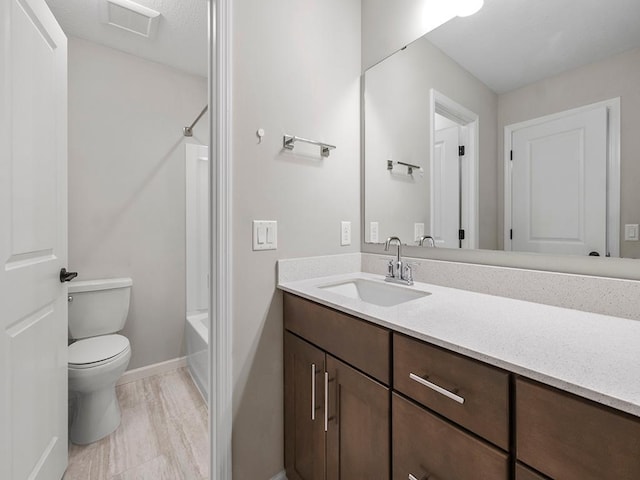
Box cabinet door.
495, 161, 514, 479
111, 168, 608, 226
393, 393, 509, 480
516, 378, 640, 479
285, 333, 326, 480
326, 355, 390, 480
515, 463, 547, 480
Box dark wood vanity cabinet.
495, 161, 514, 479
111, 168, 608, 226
284, 292, 640, 480
284, 294, 391, 480
393, 393, 509, 480
516, 378, 640, 479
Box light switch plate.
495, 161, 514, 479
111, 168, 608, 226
624, 224, 639, 241
369, 222, 379, 243
253, 220, 277, 250
414, 223, 425, 242
341, 221, 351, 246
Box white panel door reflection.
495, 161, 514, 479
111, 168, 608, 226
510, 105, 608, 256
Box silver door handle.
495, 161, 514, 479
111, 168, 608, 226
409, 372, 465, 404
324, 371, 329, 432
311, 363, 316, 421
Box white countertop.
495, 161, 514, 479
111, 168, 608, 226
279, 272, 640, 417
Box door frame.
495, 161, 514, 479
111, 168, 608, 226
503, 98, 621, 256
429, 89, 479, 249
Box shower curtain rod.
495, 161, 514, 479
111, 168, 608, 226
183, 105, 208, 137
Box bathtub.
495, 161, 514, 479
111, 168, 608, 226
185, 310, 209, 403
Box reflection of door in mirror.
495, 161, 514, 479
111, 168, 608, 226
505, 99, 620, 257
433, 120, 460, 248
430, 90, 479, 250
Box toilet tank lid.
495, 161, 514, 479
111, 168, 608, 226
68, 277, 133, 293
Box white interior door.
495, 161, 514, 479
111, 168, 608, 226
431, 125, 460, 248
510, 106, 607, 256
0, 0, 68, 479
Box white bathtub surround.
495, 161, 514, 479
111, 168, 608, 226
185, 311, 209, 401
279, 270, 640, 418
362, 253, 640, 321
117, 357, 187, 386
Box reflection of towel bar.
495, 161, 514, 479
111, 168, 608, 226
387, 159, 421, 175
283, 135, 336, 157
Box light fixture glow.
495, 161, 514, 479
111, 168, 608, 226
457, 0, 484, 17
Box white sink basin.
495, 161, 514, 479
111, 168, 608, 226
318, 278, 430, 307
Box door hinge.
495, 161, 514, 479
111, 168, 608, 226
510, 150, 513, 161
459, 145, 465, 156
458, 229, 465, 240
510, 229, 513, 240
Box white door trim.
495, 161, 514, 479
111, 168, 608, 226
504, 98, 621, 257
429, 89, 479, 249
211, 0, 233, 478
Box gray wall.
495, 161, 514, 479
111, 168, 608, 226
231, 0, 361, 477
498, 47, 640, 258
364, 34, 499, 249
68, 37, 208, 370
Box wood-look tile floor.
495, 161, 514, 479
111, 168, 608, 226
63, 367, 209, 480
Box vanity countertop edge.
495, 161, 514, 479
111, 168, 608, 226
278, 271, 640, 418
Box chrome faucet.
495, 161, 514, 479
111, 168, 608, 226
384, 236, 413, 285
418, 235, 436, 247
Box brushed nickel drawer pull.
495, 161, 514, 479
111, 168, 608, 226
311, 363, 316, 421
324, 371, 329, 432
409, 372, 465, 404
408, 474, 420, 480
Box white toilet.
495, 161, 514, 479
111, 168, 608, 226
67, 277, 133, 445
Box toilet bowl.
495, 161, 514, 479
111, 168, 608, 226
67, 278, 133, 445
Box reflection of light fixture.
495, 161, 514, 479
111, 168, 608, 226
457, 0, 484, 17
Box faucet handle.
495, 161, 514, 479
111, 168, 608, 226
402, 263, 416, 285
386, 259, 395, 277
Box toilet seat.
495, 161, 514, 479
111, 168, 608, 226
69, 334, 130, 369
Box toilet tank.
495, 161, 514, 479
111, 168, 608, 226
68, 278, 133, 339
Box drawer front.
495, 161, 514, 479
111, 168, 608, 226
515, 463, 547, 480
284, 293, 390, 384
393, 333, 510, 449
517, 378, 640, 480
393, 393, 509, 480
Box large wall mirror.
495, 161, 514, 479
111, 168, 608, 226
363, 0, 640, 267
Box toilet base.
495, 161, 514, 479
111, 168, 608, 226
70, 384, 122, 445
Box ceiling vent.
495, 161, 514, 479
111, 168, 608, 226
102, 0, 161, 39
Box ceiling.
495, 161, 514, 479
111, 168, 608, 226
46, 0, 208, 77
425, 0, 640, 94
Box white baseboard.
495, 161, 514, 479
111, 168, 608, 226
269, 471, 287, 480
117, 356, 187, 385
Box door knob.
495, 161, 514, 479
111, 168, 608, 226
60, 268, 78, 283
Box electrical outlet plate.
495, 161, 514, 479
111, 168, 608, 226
253, 220, 277, 250
370, 222, 379, 243
341, 221, 351, 246
624, 224, 639, 241
414, 223, 425, 241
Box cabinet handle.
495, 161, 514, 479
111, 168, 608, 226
409, 372, 465, 404
324, 371, 329, 432
408, 475, 420, 480
311, 363, 316, 421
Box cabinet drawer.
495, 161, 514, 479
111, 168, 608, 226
393, 393, 509, 480
284, 293, 390, 384
393, 333, 509, 449
515, 463, 547, 480
516, 378, 640, 479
